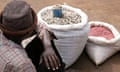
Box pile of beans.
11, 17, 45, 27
41, 7, 81, 25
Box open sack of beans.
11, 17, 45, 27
37, 5, 89, 68
86, 21, 120, 65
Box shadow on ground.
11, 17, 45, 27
66, 50, 120, 72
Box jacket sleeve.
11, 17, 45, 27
4, 60, 36, 72
16, 62, 36, 72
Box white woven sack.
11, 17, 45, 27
86, 21, 120, 65
37, 5, 89, 68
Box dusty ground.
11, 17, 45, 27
0, 0, 120, 72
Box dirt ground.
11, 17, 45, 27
0, 0, 120, 72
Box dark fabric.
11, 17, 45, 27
25, 37, 65, 72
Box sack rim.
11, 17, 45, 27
37, 5, 88, 31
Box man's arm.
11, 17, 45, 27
16, 62, 36, 72
36, 23, 61, 71
5, 60, 36, 72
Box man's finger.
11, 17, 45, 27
48, 55, 56, 71
51, 55, 59, 70
39, 56, 43, 64
54, 54, 61, 67
43, 56, 50, 70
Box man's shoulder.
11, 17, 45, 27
1, 46, 35, 70
0, 39, 30, 66
8, 49, 36, 72
0, 45, 29, 63
0, 43, 35, 72
6, 45, 31, 65
0, 49, 36, 72
10, 54, 33, 68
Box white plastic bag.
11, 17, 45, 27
22, 35, 36, 48
37, 5, 89, 68
86, 21, 120, 65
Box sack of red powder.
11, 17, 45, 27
37, 5, 89, 68
86, 21, 120, 65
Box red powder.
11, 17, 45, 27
89, 25, 114, 40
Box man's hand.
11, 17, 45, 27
40, 47, 61, 71
38, 24, 60, 71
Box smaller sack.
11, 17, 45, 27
86, 21, 120, 65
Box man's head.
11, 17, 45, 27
0, 0, 37, 39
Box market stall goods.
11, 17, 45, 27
86, 21, 120, 65
38, 5, 89, 68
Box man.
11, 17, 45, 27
0, 0, 64, 72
